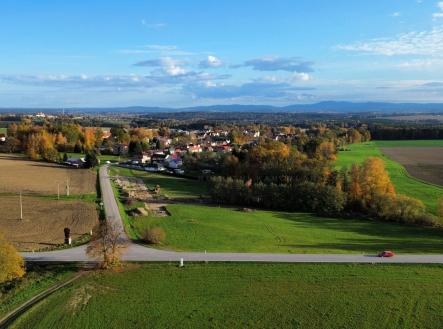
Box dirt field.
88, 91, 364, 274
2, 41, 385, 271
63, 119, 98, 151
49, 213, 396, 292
381, 147, 443, 186
0, 196, 98, 251
0, 154, 96, 195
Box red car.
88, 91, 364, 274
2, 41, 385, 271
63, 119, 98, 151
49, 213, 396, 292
378, 250, 395, 257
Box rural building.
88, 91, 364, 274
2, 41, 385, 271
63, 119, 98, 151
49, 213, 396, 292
66, 157, 85, 168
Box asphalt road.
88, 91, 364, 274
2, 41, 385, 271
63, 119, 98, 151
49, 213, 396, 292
22, 165, 443, 264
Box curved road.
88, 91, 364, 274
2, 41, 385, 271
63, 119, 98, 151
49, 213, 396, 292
22, 165, 443, 264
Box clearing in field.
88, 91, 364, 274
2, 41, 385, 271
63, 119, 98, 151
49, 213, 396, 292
125, 203, 443, 254
110, 166, 207, 199
0, 196, 98, 251
381, 147, 443, 187
10, 263, 443, 329
0, 154, 96, 195
336, 141, 443, 214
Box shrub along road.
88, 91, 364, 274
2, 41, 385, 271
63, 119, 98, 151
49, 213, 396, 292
22, 165, 443, 264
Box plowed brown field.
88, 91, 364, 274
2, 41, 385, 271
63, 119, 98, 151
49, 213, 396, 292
0, 196, 98, 251
0, 154, 96, 195
381, 147, 443, 186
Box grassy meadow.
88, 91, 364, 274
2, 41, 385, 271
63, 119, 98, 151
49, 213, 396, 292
65, 152, 128, 162
128, 204, 443, 254
10, 263, 443, 329
110, 166, 208, 199
336, 141, 443, 214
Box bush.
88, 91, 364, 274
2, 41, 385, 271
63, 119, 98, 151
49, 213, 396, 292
141, 227, 166, 244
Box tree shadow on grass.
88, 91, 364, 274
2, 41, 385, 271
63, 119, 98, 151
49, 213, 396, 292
280, 238, 443, 254
273, 212, 443, 253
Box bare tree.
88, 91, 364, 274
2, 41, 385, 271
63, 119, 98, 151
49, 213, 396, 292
86, 220, 127, 269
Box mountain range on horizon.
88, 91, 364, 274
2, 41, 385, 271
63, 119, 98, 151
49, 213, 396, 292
1, 101, 443, 114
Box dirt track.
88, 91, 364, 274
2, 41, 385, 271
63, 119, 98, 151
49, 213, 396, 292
0, 154, 96, 195
381, 147, 443, 186
0, 196, 98, 251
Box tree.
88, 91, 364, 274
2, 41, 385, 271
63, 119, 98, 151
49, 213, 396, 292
86, 221, 126, 269
349, 129, 362, 144
128, 140, 143, 156
359, 157, 395, 202
4, 137, 21, 153
85, 151, 99, 168
316, 141, 336, 161
0, 232, 25, 284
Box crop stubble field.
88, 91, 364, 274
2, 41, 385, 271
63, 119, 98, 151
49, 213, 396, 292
381, 147, 443, 187
0, 196, 98, 251
0, 154, 98, 250
0, 154, 96, 195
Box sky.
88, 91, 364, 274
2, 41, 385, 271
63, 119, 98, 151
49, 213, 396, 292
2, 0, 443, 107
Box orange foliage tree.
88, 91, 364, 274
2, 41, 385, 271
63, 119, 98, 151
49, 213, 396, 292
0, 232, 25, 284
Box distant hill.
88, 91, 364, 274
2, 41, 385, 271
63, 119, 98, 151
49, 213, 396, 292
1, 101, 443, 114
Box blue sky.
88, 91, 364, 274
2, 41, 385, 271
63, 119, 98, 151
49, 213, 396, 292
2, 0, 443, 107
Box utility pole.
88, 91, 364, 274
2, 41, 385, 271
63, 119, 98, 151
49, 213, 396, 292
57, 183, 60, 200
19, 192, 23, 220
66, 177, 70, 196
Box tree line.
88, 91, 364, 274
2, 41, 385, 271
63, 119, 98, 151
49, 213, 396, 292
370, 125, 443, 140
209, 138, 436, 226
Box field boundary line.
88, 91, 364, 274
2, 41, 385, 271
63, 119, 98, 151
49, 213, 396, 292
0, 271, 87, 329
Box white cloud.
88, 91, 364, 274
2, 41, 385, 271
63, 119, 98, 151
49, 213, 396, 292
141, 20, 166, 29
397, 58, 443, 69
337, 28, 443, 56
433, 2, 443, 18
293, 72, 311, 81
134, 57, 187, 76
391, 12, 401, 17
0, 74, 158, 89
237, 56, 314, 73
199, 55, 223, 68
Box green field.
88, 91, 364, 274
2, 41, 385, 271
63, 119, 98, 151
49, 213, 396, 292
0, 127, 7, 135
336, 141, 443, 214
66, 152, 127, 162
128, 204, 443, 254
0, 265, 74, 319
110, 166, 208, 199
10, 263, 443, 329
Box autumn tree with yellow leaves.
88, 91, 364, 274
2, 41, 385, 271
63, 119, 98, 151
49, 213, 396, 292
0, 232, 25, 284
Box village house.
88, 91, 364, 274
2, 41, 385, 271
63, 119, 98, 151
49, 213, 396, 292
187, 144, 203, 153
113, 143, 129, 155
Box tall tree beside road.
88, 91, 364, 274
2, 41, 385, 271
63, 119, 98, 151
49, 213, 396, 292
86, 221, 126, 269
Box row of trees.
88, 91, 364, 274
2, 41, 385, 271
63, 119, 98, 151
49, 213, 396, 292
208, 138, 435, 226
370, 126, 443, 140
